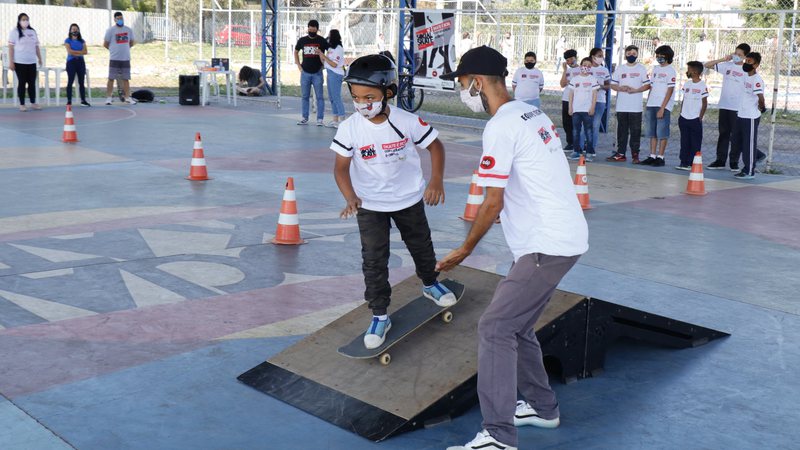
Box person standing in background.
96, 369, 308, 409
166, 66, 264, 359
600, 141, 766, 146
103, 11, 136, 105
294, 19, 329, 126
64, 23, 90, 107
559, 49, 580, 151
555, 36, 566, 74
459, 32, 474, 59
589, 47, 610, 154
7, 13, 42, 112
511, 52, 544, 108
318, 29, 345, 128
607, 45, 650, 163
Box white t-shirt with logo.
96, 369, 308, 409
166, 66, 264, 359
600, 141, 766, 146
330, 106, 438, 212
569, 75, 600, 113
611, 63, 650, 113
7, 28, 40, 64
714, 61, 747, 111
561, 66, 582, 101
739, 73, 765, 120
512, 67, 544, 102
646, 65, 677, 111
591, 65, 610, 104
680, 79, 709, 120
324, 45, 345, 76
477, 100, 588, 260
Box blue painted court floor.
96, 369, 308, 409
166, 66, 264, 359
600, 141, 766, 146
0, 98, 799, 450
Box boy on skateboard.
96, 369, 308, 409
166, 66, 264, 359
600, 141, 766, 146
330, 54, 457, 350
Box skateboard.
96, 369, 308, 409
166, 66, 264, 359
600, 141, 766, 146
337, 279, 465, 365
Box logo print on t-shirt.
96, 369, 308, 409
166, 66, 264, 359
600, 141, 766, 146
551, 124, 560, 138
115, 32, 129, 44
480, 156, 496, 170
418, 117, 428, 127
522, 74, 527, 78
756, 83, 761, 88
621, 74, 627, 79
538, 127, 552, 145
360, 144, 377, 160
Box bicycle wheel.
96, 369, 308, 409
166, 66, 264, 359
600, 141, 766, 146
397, 78, 424, 113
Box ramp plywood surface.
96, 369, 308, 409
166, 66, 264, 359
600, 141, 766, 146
267, 266, 500, 420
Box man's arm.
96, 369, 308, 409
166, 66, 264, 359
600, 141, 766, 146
436, 187, 504, 271
424, 138, 445, 206
700, 96, 707, 120
560, 67, 569, 88
103, 40, 110, 50
704, 55, 731, 69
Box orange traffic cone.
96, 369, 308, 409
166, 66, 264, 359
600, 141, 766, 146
574, 155, 592, 210
272, 177, 306, 245
186, 133, 211, 181
62, 105, 78, 143
460, 170, 484, 222
684, 152, 707, 196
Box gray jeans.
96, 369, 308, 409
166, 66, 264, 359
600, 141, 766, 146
478, 252, 581, 447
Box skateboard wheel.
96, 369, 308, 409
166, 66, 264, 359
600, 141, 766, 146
379, 353, 391, 365
441, 311, 453, 323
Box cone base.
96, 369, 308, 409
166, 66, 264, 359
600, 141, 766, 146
62, 139, 79, 143
459, 216, 476, 222
272, 238, 307, 245
581, 205, 593, 210
684, 191, 708, 196
186, 176, 212, 181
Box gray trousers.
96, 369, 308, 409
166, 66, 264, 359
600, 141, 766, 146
478, 252, 581, 447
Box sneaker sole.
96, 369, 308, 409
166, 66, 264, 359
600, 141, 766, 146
422, 291, 457, 307
364, 322, 392, 349
514, 415, 561, 429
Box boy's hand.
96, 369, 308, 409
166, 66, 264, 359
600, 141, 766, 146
424, 178, 445, 206
589, 107, 595, 116
568, 108, 573, 116
436, 246, 471, 272
657, 108, 665, 119
340, 196, 362, 219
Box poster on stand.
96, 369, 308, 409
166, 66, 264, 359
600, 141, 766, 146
411, 10, 457, 91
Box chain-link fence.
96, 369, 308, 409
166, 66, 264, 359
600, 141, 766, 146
4, 3, 800, 172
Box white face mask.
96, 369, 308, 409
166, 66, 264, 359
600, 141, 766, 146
460, 79, 485, 113
593, 56, 604, 66
20, 20, 29, 29
353, 99, 384, 119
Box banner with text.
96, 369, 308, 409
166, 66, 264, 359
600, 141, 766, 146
412, 10, 457, 91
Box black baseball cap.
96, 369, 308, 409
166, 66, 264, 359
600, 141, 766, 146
440, 46, 508, 80
308, 20, 319, 28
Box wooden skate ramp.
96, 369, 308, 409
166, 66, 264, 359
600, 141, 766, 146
238, 265, 728, 441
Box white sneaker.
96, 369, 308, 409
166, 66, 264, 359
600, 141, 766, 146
316, 119, 324, 127
514, 400, 560, 428
446, 430, 517, 450
126, 97, 137, 105
105, 97, 113, 105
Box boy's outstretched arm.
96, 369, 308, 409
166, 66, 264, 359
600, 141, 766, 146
334, 154, 361, 218
424, 138, 446, 206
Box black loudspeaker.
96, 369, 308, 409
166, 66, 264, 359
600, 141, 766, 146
179, 75, 199, 105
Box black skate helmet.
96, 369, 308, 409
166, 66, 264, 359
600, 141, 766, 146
345, 54, 398, 116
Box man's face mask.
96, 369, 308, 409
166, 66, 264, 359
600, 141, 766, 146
460, 78, 485, 113
626, 54, 638, 64
524, 61, 536, 69
116, 19, 124, 26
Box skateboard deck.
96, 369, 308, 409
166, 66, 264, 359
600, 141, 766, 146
338, 279, 465, 364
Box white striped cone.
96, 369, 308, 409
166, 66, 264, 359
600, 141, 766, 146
62, 105, 79, 143
460, 170, 485, 222
273, 177, 306, 245
573, 155, 591, 209
186, 132, 211, 181
685, 152, 707, 196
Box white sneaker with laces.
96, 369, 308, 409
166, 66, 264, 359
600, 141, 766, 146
105, 97, 113, 105
446, 430, 517, 450
514, 400, 561, 428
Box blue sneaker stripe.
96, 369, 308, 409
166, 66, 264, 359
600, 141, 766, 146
434, 282, 447, 296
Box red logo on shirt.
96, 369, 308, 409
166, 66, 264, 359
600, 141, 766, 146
671, 77, 676, 82
538, 127, 552, 144
621, 74, 627, 79
382, 138, 409, 151
360, 144, 377, 160
756, 83, 761, 88
480, 156, 496, 170
551, 124, 560, 138
418, 117, 428, 126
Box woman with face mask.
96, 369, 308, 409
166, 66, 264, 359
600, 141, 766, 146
317, 29, 345, 128
64, 23, 90, 107
8, 13, 43, 111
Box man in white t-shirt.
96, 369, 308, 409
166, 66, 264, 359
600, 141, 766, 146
639, 45, 677, 167
103, 11, 136, 105
676, 61, 709, 170
731, 52, 767, 179
512, 51, 544, 108
607, 45, 651, 163
559, 49, 581, 151
695, 34, 714, 63
704, 43, 759, 171
331, 54, 457, 350
438, 45, 588, 450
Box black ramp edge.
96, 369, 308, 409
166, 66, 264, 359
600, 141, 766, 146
238, 362, 407, 442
